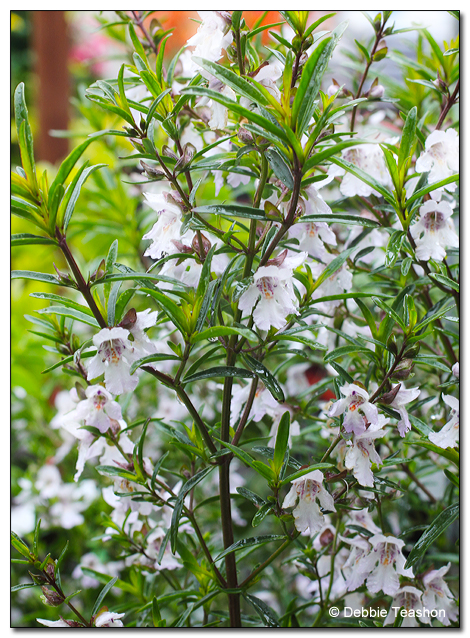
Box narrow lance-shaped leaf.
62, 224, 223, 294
273, 411, 290, 473
170, 466, 214, 553
404, 503, 459, 569
243, 354, 285, 402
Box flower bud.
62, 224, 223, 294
369, 83, 385, 99
140, 160, 166, 181
238, 127, 254, 144
41, 587, 63, 607
377, 383, 401, 405
119, 308, 137, 330
162, 145, 179, 161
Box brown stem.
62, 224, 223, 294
350, 20, 387, 133
56, 231, 107, 329
436, 80, 459, 131
232, 377, 258, 446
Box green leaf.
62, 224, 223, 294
193, 56, 271, 108
11, 270, 61, 286
61, 163, 107, 231
398, 106, 417, 170
243, 354, 285, 402
191, 325, 258, 344
11, 233, 57, 247
48, 132, 107, 212
183, 366, 255, 385
14, 83, 38, 192
38, 306, 100, 328
311, 246, 356, 293
292, 23, 346, 136
265, 148, 294, 189
273, 411, 290, 473
181, 85, 290, 145
104, 239, 119, 305
324, 345, 374, 363
408, 440, 459, 466
280, 463, 334, 486
170, 466, 214, 553
236, 486, 266, 507
404, 503, 459, 569
130, 353, 181, 375
192, 204, 267, 220
303, 139, 369, 173
385, 230, 406, 268
214, 535, 285, 562
372, 296, 406, 331
244, 593, 280, 627
329, 156, 396, 205
414, 299, 456, 332
143, 288, 188, 336
406, 174, 459, 206
91, 576, 118, 617
428, 273, 459, 292
29, 293, 94, 316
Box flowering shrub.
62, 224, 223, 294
11, 10, 459, 628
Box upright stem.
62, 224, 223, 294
56, 230, 107, 329
436, 80, 459, 131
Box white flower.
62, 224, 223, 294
422, 562, 458, 626
230, 382, 279, 428
344, 422, 387, 487
87, 327, 139, 395
340, 535, 373, 591
252, 61, 282, 99
186, 11, 232, 79
208, 83, 236, 130
429, 394, 459, 449
384, 586, 427, 627
452, 362, 459, 379
129, 309, 159, 356
328, 383, 379, 435
37, 618, 77, 627
69, 385, 122, 434
282, 469, 335, 535
410, 200, 458, 262
360, 533, 414, 596
94, 611, 126, 627
388, 383, 421, 437
348, 507, 382, 535
416, 129, 459, 199
328, 145, 391, 198
310, 259, 353, 308
142, 192, 184, 260
290, 188, 336, 261
238, 250, 307, 331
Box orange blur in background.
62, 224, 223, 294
147, 11, 284, 52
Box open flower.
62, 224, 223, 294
238, 250, 307, 331
422, 562, 458, 626
187, 11, 232, 73
94, 611, 126, 627
340, 535, 374, 592
282, 469, 335, 535
429, 394, 459, 449
344, 419, 387, 487
328, 383, 379, 435
416, 128, 459, 199
360, 534, 414, 596
69, 385, 122, 433
384, 586, 427, 627
410, 200, 458, 262
388, 383, 421, 437
87, 327, 139, 395
142, 192, 185, 260
328, 144, 391, 198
